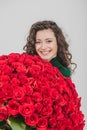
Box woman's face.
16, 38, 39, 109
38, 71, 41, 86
35, 29, 58, 61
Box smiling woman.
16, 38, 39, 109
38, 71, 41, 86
35, 29, 58, 61
0, 20, 85, 130
23, 20, 77, 77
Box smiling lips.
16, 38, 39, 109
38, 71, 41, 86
40, 50, 51, 56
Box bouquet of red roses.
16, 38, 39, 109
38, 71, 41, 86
0, 53, 85, 130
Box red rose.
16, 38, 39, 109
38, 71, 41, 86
48, 115, 57, 127
8, 53, 20, 63
34, 102, 43, 113
8, 100, 20, 116
0, 54, 7, 60
0, 98, 5, 106
56, 118, 72, 129
0, 106, 8, 120
2, 83, 13, 99
32, 92, 42, 103
37, 117, 48, 128
23, 84, 33, 96
12, 62, 27, 74
25, 113, 39, 126
11, 77, 20, 87
18, 75, 29, 85
0, 65, 12, 75
20, 95, 33, 105
19, 53, 34, 66
70, 111, 85, 126
50, 88, 59, 100
42, 98, 52, 107
13, 87, 25, 101
41, 86, 51, 98
19, 104, 34, 117
41, 106, 53, 116
0, 75, 10, 84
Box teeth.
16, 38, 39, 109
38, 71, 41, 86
41, 51, 49, 55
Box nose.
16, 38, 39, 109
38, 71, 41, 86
41, 42, 46, 49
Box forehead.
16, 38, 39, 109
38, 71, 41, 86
36, 29, 55, 39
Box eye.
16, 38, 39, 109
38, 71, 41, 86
47, 40, 52, 43
35, 41, 41, 44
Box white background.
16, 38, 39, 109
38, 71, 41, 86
0, 0, 87, 129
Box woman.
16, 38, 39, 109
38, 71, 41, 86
0, 20, 84, 130
23, 20, 77, 77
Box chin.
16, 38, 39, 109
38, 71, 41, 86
40, 55, 51, 61
42, 58, 50, 62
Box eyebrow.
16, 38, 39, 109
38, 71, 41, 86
36, 38, 53, 41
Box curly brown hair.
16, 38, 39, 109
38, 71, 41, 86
23, 20, 77, 72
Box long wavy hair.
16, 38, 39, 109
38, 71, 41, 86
23, 20, 77, 72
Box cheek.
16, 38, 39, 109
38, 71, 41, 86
55, 45, 58, 51
54, 45, 58, 55
52, 43, 58, 51
35, 45, 39, 53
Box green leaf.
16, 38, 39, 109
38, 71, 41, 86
9, 116, 26, 130
0, 120, 6, 129
26, 126, 36, 130
0, 120, 11, 130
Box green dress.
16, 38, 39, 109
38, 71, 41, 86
50, 57, 71, 77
